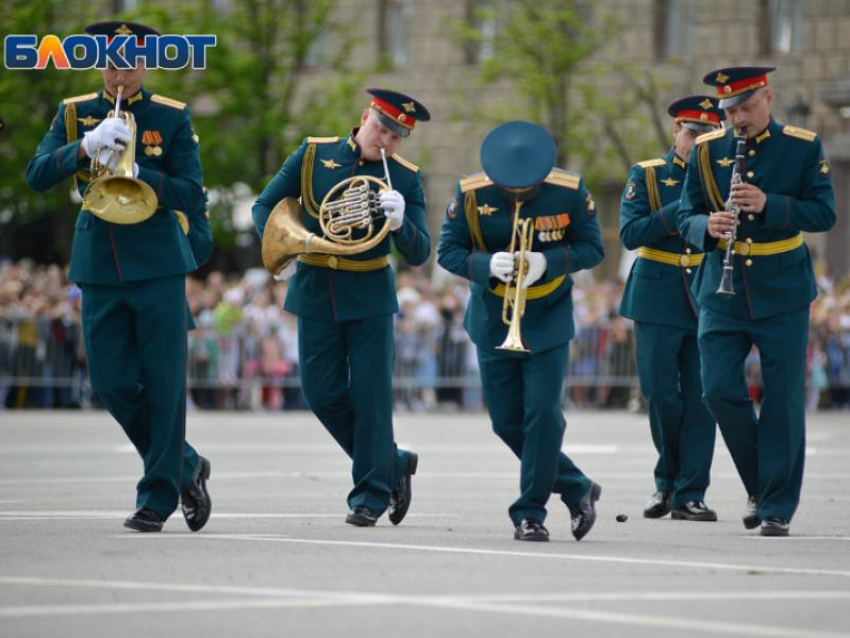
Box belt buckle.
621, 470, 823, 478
327, 255, 339, 270
737, 242, 751, 256
679, 254, 690, 267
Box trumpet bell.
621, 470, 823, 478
496, 320, 530, 353
83, 175, 158, 224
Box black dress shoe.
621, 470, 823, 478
182, 456, 212, 532
124, 507, 164, 532
671, 500, 718, 521
643, 490, 671, 519
389, 452, 418, 526
760, 517, 790, 537
743, 495, 760, 530
345, 506, 378, 527
568, 481, 602, 541
514, 518, 549, 542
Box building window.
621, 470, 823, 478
379, 0, 413, 68
654, 0, 694, 59
761, 0, 803, 54
304, 29, 331, 69
464, 0, 497, 65
112, 0, 139, 11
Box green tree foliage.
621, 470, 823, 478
453, 0, 668, 190
0, 0, 361, 261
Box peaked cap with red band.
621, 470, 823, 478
366, 88, 431, 138
667, 95, 725, 133
703, 66, 776, 109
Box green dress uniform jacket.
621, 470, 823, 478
438, 170, 604, 356
437, 170, 603, 526
253, 135, 430, 320
26, 88, 206, 284
677, 118, 835, 524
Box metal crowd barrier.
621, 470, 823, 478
3, 316, 848, 410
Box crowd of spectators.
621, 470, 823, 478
2, 256, 850, 412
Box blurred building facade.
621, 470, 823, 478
292, 0, 850, 279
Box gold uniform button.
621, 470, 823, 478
747, 171, 754, 178
327, 256, 339, 269
685, 248, 692, 254
748, 214, 755, 221
745, 259, 753, 267
746, 238, 753, 244
748, 149, 755, 157
686, 268, 693, 274
358, 160, 364, 166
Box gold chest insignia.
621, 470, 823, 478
78, 116, 101, 127
661, 177, 680, 187
477, 204, 498, 216
716, 157, 734, 168
321, 159, 342, 169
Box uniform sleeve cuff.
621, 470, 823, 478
659, 201, 680, 236
542, 247, 568, 278
763, 193, 789, 230
469, 251, 492, 286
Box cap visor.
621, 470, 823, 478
682, 122, 717, 133
719, 89, 758, 109
375, 112, 410, 137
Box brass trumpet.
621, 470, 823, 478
82, 86, 158, 224
497, 201, 533, 353
262, 148, 394, 276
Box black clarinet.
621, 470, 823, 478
716, 134, 747, 295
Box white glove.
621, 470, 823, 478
489, 251, 515, 283
81, 118, 132, 159
274, 260, 298, 282
520, 251, 547, 289
95, 147, 120, 172
380, 189, 405, 232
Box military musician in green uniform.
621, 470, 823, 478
619, 96, 724, 522
438, 121, 604, 542
678, 67, 836, 536
26, 22, 212, 533
252, 89, 430, 527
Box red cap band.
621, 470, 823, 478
676, 109, 721, 125
716, 74, 769, 98
370, 98, 416, 130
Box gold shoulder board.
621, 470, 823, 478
783, 125, 817, 142
63, 93, 98, 106
151, 94, 187, 110
544, 169, 581, 190
391, 153, 419, 173
636, 158, 666, 169
696, 128, 726, 145
307, 136, 340, 144
460, 172, 493, 193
